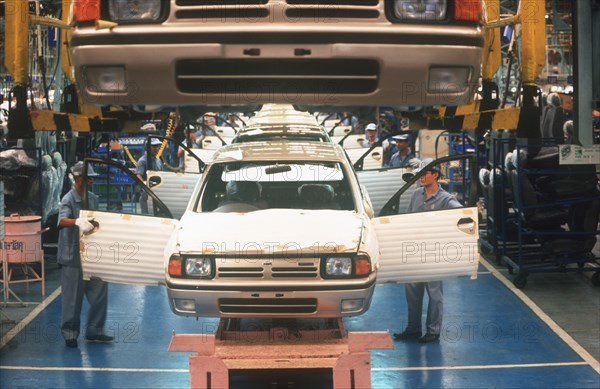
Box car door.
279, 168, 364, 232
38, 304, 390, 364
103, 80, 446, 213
345, 147, 384, 170
371, 154, 480, 283
80, 158, 177, 285
357, 166, 414, 216
146, 136, 205, 219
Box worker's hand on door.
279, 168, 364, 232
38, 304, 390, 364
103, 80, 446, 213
76, 217, 96, 234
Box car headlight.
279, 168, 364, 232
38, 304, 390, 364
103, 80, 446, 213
325, 257, 352, 277
83, 66, 127, 93
393, 0, 447, 21
185, 257, 213, 278
108, 0, 163, 22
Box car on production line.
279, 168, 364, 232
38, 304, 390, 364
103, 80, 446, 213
232, 105, 333, 144
80, 142, 479, 318
69, 0, 483, 107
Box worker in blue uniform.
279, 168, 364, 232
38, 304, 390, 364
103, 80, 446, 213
387, 134, 416, 168
362, 123, 380, 148
58, 161, 113, 348
135, 137, 164, 214
394, 158, 462, 343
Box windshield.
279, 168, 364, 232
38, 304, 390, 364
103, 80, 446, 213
196, 161, 355, 212
232, 125, 329, 143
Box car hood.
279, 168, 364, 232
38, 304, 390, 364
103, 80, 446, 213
176, 209, 364, 255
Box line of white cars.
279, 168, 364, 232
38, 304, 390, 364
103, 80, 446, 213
80, 105, 479, 319
186, 105, 386, 173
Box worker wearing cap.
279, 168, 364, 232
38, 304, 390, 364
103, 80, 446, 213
394, 158, 461, 344
388, 134, 415, 168
58, 161, 113, 348
135, 137, 164, 213
362, 123, 379, 148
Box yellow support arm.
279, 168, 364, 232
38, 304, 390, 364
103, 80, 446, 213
4, 0, 30, 86
519, 0, 546, 84
482, 0, 501, 80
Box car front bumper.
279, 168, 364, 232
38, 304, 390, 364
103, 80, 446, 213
166, 276, 376, 318
71, 26, 483, 107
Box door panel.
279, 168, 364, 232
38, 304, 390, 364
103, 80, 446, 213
346, 147, 383, 170
215, 126, 237, 137
331, 125, 352, 137
357, 168, 409, 216
339, 134, 369, 149
80, 210, 176, 285
147, 171, 200, 219
201, 136, 231, 150
185, 149, 215, 172
374, 207, 479, 283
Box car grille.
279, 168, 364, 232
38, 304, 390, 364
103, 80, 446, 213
174, 0, 270, 20
285, 0, 380, 19
215, 258, 320, 279
176, 59, 379, 95
219, 298, 318, 314
173, 0, 381, 21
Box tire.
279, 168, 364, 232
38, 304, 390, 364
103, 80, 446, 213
513, 274, 527, 289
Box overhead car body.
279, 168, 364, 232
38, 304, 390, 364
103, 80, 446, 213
70, 0, 484, 107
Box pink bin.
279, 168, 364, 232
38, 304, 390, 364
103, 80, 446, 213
2, 214, 45, 263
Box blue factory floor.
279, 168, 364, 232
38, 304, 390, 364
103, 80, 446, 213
1, 257, 599, 388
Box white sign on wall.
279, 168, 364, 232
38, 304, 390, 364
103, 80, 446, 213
558, 145, 600, 165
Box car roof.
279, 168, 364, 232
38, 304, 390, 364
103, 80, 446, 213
211, 141, 347, 164
234, 123, 330, 141
246, 114, 320, 127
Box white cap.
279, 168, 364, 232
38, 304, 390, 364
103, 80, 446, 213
365, 123, 377, 131
149, 137, 162, 146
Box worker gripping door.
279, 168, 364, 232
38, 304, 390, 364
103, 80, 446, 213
79, 158, 177, 286
368, 154, 480, 283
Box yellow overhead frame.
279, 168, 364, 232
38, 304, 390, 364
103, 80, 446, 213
519, 0, 546, 85
482, 0, 501, 81
481, 0, 546, 84
4, 0, 30, 86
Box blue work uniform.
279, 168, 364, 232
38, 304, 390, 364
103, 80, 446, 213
362, 136, 379, 148
58, 188, 107, 340
135, 153, 163, 181
135, 153, 163, 213
404, 186, 462, 337
388, 150, 415, 168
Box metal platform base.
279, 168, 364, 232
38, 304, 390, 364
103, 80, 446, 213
169, 318, 393, 389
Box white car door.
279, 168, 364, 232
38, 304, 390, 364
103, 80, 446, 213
80, 210, 176, 285
339, 134, 369, 149
186, 149, 215, 172
202, 136, 230, 149
215, 126, 237, 137
357, 167, 410, 216
346, 147, 384, 170
147, 171, 200, 220
80, 158, 177, 285
373, 208, 479, 283
146, 136, 205, 219
371, 154, 480, 283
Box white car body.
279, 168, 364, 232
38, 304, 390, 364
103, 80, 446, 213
69, 1, 483, 107
81, 142, 479, 318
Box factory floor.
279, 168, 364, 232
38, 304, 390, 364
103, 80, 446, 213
1, 253, 599, 388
